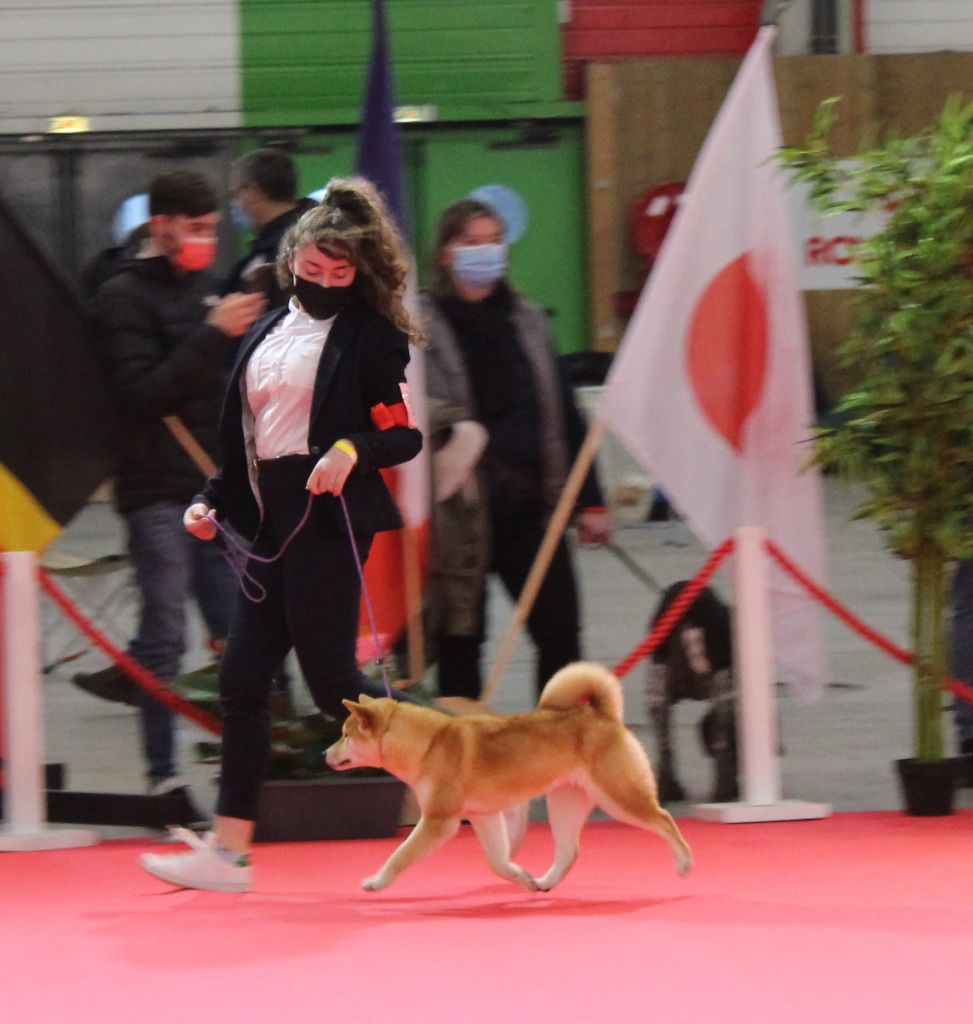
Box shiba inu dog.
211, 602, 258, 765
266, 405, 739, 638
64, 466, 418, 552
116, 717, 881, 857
325, 662, 693, 892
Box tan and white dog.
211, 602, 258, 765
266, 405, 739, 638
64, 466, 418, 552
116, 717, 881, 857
325, 662, 693, 892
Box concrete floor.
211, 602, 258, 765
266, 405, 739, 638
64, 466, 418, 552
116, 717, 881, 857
28, 475, 972, 836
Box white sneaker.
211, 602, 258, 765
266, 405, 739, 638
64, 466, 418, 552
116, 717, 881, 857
139, 828, 251, 893
146, 775, 190, 797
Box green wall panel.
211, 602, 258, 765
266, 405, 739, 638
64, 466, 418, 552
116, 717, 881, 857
411, 123, 587, 354
244, 119, 587, 352
240, 0, 566, 127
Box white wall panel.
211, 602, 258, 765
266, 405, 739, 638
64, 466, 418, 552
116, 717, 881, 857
868, 0, 973, 54
0, 1, 242, 134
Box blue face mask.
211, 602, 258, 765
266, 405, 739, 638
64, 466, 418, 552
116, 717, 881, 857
451, 243, 508, 290
230, 200, 252, 235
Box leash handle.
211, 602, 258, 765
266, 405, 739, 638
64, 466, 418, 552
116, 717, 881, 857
206, 490, 394, 699
338, 494, 393, 698
206, 493, 314, 603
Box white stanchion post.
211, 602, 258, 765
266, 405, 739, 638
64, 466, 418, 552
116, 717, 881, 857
0, 550, 98, 850
694, 527, 831, 823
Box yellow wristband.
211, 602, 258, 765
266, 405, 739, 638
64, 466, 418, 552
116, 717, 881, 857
333, 439, 358, 463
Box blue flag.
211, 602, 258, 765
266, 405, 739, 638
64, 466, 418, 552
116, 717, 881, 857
356, 0, 405, 233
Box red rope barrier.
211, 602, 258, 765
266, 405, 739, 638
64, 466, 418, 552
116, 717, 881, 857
765, 540, 973, 707
37, 566, 222, 735
612, 537, 735, 678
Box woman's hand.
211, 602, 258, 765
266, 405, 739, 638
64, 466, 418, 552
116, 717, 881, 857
433, 419, 488, 501
576, 508, 613, 547
306, 442, 357, 495
184, 502, 217, 541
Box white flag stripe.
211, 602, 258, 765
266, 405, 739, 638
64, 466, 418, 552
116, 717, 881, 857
599, 27, 829, 698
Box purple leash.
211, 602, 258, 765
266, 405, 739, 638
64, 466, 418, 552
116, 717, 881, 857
206, 495, 314, 604
206, 493, 393, 698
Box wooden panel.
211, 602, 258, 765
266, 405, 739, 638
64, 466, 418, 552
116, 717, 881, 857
775, 55, 879, 154
585, 63, 623, 352
805, 291, 862, 403
583, 51, 973, 379
873, 53, 973, 135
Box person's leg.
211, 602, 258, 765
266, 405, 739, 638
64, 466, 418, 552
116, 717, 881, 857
125, 502, 191, 786
280, 511, 418, 718
140, 499, 294, 892
215, 550, 292, 830
646, 661, 685, 802
436, 634, 484, 699
282, 523, 378, 718
492, 512, 581, 698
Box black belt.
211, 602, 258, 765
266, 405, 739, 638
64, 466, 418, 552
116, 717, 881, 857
253, 453, 311, 471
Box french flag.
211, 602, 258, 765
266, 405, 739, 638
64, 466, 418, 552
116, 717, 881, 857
355, 0, 430, 678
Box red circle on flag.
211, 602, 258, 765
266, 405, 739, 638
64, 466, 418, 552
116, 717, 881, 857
686, 254, 769, 452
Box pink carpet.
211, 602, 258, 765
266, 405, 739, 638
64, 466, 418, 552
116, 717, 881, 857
2, 812, 971, 1023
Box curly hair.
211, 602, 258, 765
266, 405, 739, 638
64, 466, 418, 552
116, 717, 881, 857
276, 177, 424, 345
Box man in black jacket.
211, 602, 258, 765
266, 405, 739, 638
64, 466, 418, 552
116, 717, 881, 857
75, 170, 265, 803
223, 147, 317, 312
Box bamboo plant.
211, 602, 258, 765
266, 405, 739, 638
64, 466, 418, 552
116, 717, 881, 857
779, 96, 973, 761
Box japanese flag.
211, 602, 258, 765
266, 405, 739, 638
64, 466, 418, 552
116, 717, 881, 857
599, 27, 829, 698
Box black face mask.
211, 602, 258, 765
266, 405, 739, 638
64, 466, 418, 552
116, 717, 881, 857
293, 275, 352, 321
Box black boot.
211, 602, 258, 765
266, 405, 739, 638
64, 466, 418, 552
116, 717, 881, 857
711, 749, 740, 802
657, 770, 687, 804
72, 665, 138, 706
960, 739, 973, 788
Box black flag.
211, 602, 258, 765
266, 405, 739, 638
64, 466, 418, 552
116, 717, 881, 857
0, 194, 118, 550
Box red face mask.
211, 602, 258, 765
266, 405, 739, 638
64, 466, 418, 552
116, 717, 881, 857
175, 235, 217, 272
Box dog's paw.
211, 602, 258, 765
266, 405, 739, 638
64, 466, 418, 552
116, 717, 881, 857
676, 852, 693, 877
510, 866, 540, 892
360, 873, 389, 892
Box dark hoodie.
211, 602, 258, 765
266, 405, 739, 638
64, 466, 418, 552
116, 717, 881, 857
90, 254, 230, 514
223, 197, 317, 310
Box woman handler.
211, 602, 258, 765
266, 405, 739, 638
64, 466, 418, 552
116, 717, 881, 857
140, 179, 422, 892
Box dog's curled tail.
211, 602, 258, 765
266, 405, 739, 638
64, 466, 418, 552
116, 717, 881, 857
538, 662, 624, 722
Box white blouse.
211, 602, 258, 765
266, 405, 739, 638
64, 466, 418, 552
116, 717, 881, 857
244, 299, 335, 460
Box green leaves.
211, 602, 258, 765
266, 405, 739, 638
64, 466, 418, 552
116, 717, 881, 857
777, 96, 973, 759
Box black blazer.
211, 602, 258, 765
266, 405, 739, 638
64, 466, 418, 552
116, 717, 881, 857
199, 296, 422, 540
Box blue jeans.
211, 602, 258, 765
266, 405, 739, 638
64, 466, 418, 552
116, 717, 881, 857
126, 501, 236, 782
950, 560, 973, 744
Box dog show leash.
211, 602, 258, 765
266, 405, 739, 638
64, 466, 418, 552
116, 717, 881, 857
205, 492, 394, 698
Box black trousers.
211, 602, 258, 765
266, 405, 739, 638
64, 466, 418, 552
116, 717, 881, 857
437, 506, 581, 702
216, 459, 404, 821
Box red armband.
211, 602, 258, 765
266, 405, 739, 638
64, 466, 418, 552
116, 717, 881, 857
370, 403, 396, 430
370, 384, 418, 431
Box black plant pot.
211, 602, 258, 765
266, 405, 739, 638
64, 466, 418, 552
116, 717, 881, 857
254, 774, 406, 842
894, 757, 962, 817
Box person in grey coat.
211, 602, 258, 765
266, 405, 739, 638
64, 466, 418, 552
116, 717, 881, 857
421, 198, 611, 700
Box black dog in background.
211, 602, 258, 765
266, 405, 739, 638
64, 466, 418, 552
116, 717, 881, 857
646, 581, 738, 803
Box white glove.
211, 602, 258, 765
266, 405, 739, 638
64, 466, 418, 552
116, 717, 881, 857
433, 420, 488, 501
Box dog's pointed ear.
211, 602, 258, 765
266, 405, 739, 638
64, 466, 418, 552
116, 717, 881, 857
358, 693, 376, 705
342, 699, 377, 731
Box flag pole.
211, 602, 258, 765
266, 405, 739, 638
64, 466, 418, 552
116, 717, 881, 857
694, 527, 831, 823
481, 418, 606, 706
402, 525, 425, 683
0, 551, 98, 850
